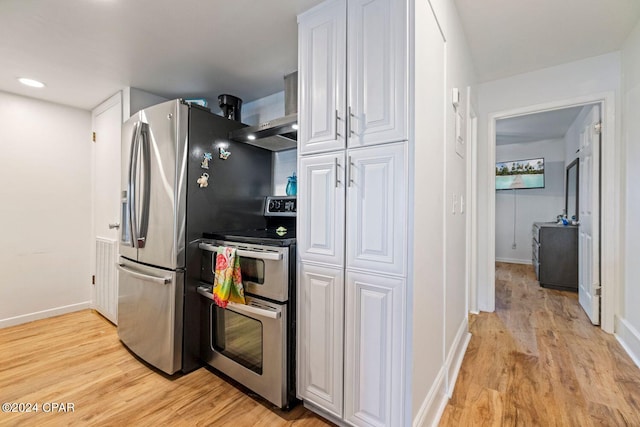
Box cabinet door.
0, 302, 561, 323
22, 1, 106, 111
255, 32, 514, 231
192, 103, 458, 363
347, 0, 407, 147
297, 262, 344, 417
346, 142, 407, 275
298, 0, 347, 155
298, 152, 346, 267
344, 271, 405, 427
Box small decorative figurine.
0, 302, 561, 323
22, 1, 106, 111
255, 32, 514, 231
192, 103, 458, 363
219, 147, 231, 160
201, 152, 213, 169
197, 172, 210, 188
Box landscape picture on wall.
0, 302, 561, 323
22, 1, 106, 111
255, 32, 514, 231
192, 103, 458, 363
495, 157, 545, 190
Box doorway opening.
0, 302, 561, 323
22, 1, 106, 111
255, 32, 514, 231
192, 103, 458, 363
484, 92, 618, 332
493, 103, 601, 323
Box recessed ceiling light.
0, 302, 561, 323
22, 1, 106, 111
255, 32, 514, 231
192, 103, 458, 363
18, 78, 45, 88
291, 123, 299, 130
247, 135, 256, 141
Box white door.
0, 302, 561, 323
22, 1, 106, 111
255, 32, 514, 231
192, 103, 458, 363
298, 152, 346, 266
92, 92, 122, 324
344, 270, 405, 427
298, 0, 346, 155
347, 0, 407, 147
297, 262, 344, 417
578, 106, 601, 324
346, 142, 407, 276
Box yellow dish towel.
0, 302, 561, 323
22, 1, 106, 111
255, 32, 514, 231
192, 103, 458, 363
212, 247, 245, 308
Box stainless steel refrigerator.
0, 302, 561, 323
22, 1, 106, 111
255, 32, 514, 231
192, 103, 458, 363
117, 99, 271, 374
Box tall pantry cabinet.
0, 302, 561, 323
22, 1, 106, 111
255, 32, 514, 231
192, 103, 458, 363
296, 0, 408, 425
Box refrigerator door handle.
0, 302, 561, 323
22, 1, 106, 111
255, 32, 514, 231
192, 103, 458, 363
127, 121, 142, 248
137, 123, 151, 248
117, 263, 171, 285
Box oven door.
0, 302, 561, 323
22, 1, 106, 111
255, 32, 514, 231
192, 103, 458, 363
199, 240, 289, 302
197, 286, 288, 408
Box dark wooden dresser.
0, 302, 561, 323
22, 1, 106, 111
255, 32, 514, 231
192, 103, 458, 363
532, 222, 578, 291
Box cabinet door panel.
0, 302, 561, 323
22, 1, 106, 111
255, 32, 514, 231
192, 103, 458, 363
298, 153, 346, 266
347, 143, 407, 275
298, 0, 347, 154
347, 0, 407, 147
344, 271, 404, 427
297, 263, 344, 417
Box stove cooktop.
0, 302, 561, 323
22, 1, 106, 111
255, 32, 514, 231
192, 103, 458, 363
203, 227, 296, 247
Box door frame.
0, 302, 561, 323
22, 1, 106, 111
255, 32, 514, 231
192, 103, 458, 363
484, 91, 619, 333
466, 88, 479, 314
90, 91, 123, 314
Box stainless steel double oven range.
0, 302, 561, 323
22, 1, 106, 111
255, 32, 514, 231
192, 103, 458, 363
197, 196, 297, 409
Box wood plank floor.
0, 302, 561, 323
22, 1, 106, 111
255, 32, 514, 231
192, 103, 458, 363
0, 310, 332, 427
440, 262, 640, 426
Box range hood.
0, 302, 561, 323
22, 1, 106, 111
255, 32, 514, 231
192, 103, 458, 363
228, 72, 298, 152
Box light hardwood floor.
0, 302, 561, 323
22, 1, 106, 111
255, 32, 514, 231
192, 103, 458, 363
440, 262, 640, 426
0, 310, 332, 427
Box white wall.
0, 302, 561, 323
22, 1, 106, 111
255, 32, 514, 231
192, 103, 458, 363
476, 52, 621, 312
0, 91, 92, 327
243, 92, 296, 195
619, 20, 640, 366
242, 91, 285, 125
495, 139, 565, 264
411, 0, 475, 424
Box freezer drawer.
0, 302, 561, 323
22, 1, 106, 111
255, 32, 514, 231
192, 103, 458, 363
117, 257, 184, 374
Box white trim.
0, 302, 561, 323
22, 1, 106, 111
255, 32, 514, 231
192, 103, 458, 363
91, 92, 123, 316
484, 92, 619, 334
445, 318, 471, 398
615, 316, 640, 369
466, 88, 478, 314
495, 257, 532, 265
0, 302, 91, 329
412, 366, 448, 427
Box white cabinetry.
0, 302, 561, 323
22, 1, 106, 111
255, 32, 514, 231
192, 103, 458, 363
298, 0, 346, 154
297, 263, 345, 417
347, 0, 407, 147
297, 0, 407, 425
347, 143, 407, 276
298, 153, 345, 266
344, 271, 405, 426
298, 0, 406, 155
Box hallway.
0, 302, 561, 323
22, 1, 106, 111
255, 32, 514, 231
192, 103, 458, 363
440, 262, 640, 426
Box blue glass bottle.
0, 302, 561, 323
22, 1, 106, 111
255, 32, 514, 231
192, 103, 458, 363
286, 173, 297, 196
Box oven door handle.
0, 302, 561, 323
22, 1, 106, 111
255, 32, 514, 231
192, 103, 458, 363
197, 286, 281, 319
198, 242, 283, 261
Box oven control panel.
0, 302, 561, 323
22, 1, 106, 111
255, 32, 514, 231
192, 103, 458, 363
265, 196, 296, 216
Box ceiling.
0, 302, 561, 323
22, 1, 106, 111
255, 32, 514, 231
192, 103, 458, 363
0, 0, 322, 111
496, 106, 585, 146
1, 1, 639, 112
454, 0, 640, 83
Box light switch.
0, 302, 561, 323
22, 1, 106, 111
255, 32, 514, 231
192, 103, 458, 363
452, 193, 457, 215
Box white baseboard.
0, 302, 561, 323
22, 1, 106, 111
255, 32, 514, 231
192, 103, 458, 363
495, 257, 532, 265
615, 316, 640, 369
0, 301, 91, 329
413, 367, 448, 427
446, 318, 472, 398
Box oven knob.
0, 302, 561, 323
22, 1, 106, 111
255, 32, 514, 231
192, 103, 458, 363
268, 200, 276, 212
274, 200, 282, 211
